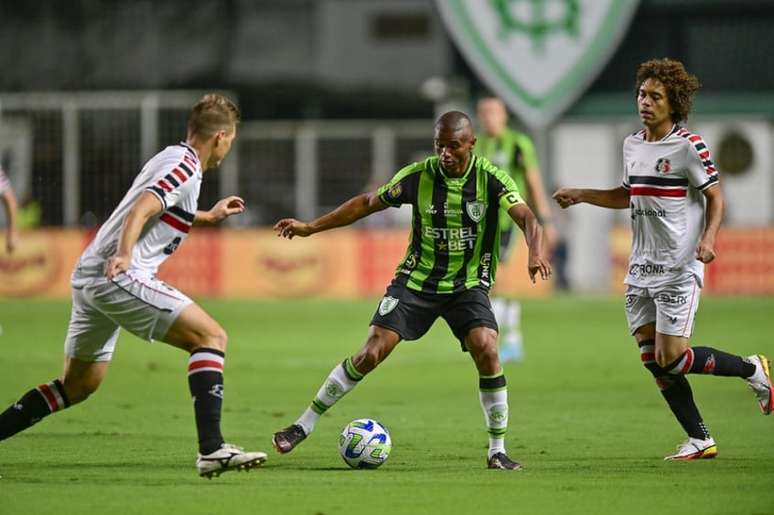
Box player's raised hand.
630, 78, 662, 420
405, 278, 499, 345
696, 238, 717, 263
208, 196, 245, 223
273, 218, 313, 239
552, 188, 582, 209
527, 254, 552, 283
105, 254, 130, 280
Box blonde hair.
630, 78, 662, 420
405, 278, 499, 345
187, 94, 241, 138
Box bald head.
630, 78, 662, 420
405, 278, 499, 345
435, 111, 474, 140
433, 111, 476, 177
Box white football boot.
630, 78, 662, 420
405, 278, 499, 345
664, 437, 718, 461
197, 443, 267, 478
744, 354, 773, 415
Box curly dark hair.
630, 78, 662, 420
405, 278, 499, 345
634, 58, 700, 124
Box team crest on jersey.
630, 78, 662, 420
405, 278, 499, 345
655, 158, 672, 174
466, 201, 485, 222
387, 183, 402, 201
378, 296, 399, 316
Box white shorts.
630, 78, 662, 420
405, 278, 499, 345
624, 276, 701, 338
64, 272, 193, 362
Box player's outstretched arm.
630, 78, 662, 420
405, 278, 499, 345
1, 188, 18, 254
105, 192, 163, 279
508, 203, 552, 283
274, 192, 388, 239
194, 195, 245, 226
696, 184, 724, 263
552, 186, 630, 209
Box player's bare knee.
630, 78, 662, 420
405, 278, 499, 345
212, 325, 228, 351
467, 328, 499, 373
467, 327, 497, 351
476, 343, 500, 371
199, 324, 228, 352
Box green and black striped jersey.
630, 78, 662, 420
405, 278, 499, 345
376, 155, 525, 294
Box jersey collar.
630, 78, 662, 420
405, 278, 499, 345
179, 142, 201, 161
179, 142, 203, 176
641, 124, 679, 142
438, 154, 475, 182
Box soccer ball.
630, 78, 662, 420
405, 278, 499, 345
338, 418, 391, 469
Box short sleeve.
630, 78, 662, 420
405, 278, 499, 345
621, 137, 633, 190
145, 158, 199, 209
376, 162, 422, 207
483, 159, 525, 210
497, 178, 525, 211
622, 162, 631, 190
683, 134, 719, 191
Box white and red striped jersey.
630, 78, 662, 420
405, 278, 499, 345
622, 125, 719, 288
72, 142, 202, 285
0, 166, 10, 194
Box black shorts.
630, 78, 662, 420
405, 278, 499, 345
370, 280, 498, 350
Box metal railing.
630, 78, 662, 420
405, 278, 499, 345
0, 91, 236, 226
0, 91, 437, 226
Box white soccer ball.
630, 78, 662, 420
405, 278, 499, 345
338, 418, 392, 469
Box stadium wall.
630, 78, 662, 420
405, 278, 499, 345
0, 228, 550, 300
1, 228, 772, 300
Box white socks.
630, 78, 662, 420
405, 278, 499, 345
296, 360, 362, 434
479, 371, 509, 459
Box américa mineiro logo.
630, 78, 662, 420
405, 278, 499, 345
436, 0, 639, 129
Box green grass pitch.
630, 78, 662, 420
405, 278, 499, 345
0, 296, 772, 514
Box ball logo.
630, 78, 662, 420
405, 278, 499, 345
655, 158, 672, 174
339, 418, 392, 469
